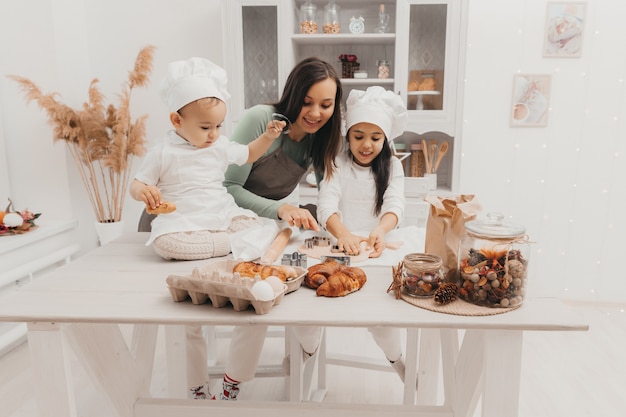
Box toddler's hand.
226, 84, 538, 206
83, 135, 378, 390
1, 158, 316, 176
266, 120, 286, 139
140, 185, 162, 211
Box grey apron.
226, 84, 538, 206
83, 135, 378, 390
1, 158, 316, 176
243, 140, 307, 200
243, 140, 317, 220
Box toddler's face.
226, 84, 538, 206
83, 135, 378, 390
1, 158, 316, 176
348, 122, 385, 167
174, 98, 227, 149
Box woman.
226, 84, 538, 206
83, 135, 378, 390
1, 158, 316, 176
216, 57, 344, 401
224, 56, 343, 230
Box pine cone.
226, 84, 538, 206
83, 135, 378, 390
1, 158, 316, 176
433, 282, 458, 305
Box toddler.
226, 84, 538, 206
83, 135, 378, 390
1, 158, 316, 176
130, 57, 284, 399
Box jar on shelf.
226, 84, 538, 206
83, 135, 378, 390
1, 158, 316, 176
323, 0, 341, 34
299, 0, 318, 34
377, 60, 391, 79
458, 213, 530, 308
401, 253, 445, 298
409, 143, 424, 177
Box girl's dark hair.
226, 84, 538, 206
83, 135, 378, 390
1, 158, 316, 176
346, 130, 393, 217
273, 57, 343, 179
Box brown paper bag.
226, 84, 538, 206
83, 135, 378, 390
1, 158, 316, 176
424, 194, 482, 280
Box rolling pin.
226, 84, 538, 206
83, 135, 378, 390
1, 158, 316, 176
260, 227, 293, 264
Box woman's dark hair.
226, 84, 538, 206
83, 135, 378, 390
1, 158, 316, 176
273, 57, 343, 179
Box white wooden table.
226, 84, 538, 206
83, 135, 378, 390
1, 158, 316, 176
0, 233, 588, 417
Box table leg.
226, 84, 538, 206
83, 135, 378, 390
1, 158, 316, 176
416, 328, 441, 404
481, 330, 523, 417
27, 322, 77, 417
63, 323, 156, 417
164, 325, 187, 398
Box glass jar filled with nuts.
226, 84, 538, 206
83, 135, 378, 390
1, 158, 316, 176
401, 253, 444, 297
458, 213, 530, 308
377, 60, 391, 79
299, 0, 318, 34
323, 0, 341, 34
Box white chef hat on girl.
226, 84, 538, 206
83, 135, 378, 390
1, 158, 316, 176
160, 57, 230, 112
345, 86, 407, 141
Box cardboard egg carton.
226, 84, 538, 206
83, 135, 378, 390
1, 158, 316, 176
166, 259, 306, 315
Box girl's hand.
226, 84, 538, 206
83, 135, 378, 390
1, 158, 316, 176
368, 230, 386, 258
278, 204, 320, 231
336, 233, 367, 256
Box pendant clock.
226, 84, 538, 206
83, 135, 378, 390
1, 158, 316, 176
349, 16, 365, 34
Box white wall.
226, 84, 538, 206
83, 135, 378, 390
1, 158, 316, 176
1, 0, 624, 302
0, 0, 224, 254
461, 0, 626, 301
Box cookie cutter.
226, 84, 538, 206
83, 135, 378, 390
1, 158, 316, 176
282, 251, 308, 268
321, 255, 351, 266
304, 236, 331, 249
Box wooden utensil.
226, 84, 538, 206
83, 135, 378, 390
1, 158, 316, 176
260, 227, 293, 264
421, 139, 431, 173
433, 141, 449, 173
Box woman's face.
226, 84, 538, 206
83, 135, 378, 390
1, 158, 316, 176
348, 122, 385, 167
290, 78, 337, 140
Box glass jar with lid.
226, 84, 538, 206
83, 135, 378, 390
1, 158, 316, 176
458, 213, 530, 308
401, 253, 445, 297
299, 0, 318, 34
323, 0, 341, 34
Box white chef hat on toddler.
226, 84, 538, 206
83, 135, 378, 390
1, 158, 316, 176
160, 57, 231, 112
345, 86, 407, 141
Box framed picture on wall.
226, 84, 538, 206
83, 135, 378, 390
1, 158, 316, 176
543, 2, 586, 57
510, 74, 552, 128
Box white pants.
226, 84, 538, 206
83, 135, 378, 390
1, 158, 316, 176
186, 325, 322, 387
368, 327, 403, 362
224, 325, 322, 382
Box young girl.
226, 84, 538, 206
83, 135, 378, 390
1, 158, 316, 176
317, 86, 410, 380
130, 57, 284, 400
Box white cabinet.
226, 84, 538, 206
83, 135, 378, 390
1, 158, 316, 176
222, 0, 467, 192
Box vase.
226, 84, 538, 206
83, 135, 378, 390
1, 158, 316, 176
341, 61, 360, 78
94, 220, 125, 246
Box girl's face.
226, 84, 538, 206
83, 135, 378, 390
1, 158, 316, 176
348, 122, 386, 167
171, 99, 226, 149
290, 78, 337, 141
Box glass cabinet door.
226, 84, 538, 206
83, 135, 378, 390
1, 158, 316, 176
405, 3, 447, 112
395, 0, 463, 135
241, 6, 279, 109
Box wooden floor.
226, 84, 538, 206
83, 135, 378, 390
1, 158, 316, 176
1, 300, 625, 417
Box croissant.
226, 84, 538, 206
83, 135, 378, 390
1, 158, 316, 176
146, 201, 176, 215
305, 258, 367, 297
233, 261, 297, 282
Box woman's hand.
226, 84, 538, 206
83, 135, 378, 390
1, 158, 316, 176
278, 204, 320, 231
367, 228, 387, 258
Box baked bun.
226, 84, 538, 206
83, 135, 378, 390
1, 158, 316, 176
146, 202, 176, 215
305, 258, 366, 297
233, 261, 297, 282
418, 78, 435, 91
408, 80, 420, 92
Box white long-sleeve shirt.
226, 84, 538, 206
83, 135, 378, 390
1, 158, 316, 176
317, 151, 405, 233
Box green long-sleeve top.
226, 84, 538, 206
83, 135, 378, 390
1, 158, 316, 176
224, 104, 314, 219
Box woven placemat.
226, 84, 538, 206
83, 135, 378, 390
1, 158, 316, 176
400, 292, 520, 316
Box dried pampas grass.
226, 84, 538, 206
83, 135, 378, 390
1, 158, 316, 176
8, 45, 155, 223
